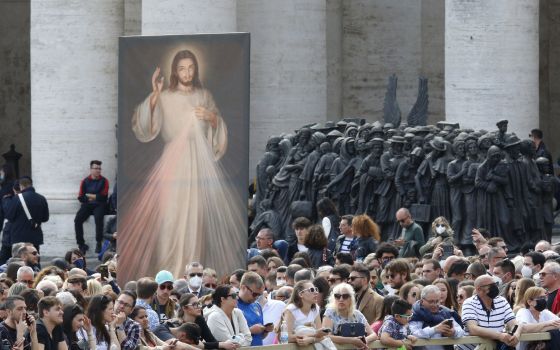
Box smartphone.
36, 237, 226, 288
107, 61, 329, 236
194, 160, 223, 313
442, 244, 454, 259
321, 328, 332, 333
25, 313, 32, 326
509, 325, 518, 335
445, 319, 453, 327
264, 322, 273, 328
99, 265, 109, 280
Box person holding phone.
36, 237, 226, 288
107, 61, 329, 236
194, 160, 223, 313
409, 285, 464, 350
281, 281, 329, 346
322, 283, 378, 350
130, 306, 177, 350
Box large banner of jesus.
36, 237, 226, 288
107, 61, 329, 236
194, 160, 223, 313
117, 34, 249, 283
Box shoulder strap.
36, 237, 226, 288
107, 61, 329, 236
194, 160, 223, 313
17, 193, 33, 221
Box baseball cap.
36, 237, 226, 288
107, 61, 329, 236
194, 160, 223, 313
155, 270, 174, 285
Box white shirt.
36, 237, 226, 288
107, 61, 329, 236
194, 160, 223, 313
262, 299, 287, 345
515, 308, 558, 350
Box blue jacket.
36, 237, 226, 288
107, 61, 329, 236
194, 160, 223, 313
2, 187, 49, 245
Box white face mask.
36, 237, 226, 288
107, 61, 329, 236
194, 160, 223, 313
494, 276, 503, 286
189, 276, 202, 289
276, 279, 286, 287
521, 265, 533, 278
435, 226, 446, 234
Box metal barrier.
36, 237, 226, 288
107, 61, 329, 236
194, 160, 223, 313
249, 332, 551, 350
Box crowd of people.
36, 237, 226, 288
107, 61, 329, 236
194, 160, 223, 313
0, 201, 557, 350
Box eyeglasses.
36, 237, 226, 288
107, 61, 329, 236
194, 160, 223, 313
228, 292, 238, 299
159, 284, 173, 290
186, 302, 202, 309
205, 283, 217, 289
255, 236, 270, 241
348, 276, 365, 282
244, 285, 262, 298
117, 299, 133, 308
327, 277, 342, 284
302, 287, 319, 294
189, 273, 203, 277
334, 293, 351, 300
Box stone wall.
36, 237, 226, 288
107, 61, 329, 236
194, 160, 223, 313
0, 0, 30, 176
445, 0, 539, 138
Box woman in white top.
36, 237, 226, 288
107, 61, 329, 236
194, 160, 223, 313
205, 285, 251, 346
84, 295, 120, 350
515, 286, 560, 350
283, 280, 330, 346
322, 283, 378, 350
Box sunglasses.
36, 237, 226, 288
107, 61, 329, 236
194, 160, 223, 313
189, 273, 203, 277
159, 284, 173, 290
435, 224, 445, 228
327, 278, 341, 284
228, 292, 238, 300
348, 276, 365, 282
245, 285, 262, 298
457, 294, 465, 300
186, 302, 202, 309
205, 284, 217, 289
302, 287, 319, 294
334, 293, 351, 300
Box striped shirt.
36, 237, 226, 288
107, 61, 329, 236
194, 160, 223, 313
458, 295, 515, 350
340, 237, 355, 254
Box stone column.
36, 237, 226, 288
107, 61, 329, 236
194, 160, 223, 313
445, 0, 539, 136
30, 0, 123, 256
141, 0, 236, 35
237, 0, 329, 171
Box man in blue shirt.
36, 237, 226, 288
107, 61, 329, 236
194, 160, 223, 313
236, 271, 272, 346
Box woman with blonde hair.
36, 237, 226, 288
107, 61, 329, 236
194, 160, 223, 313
515, 286, 560, 350
512, 278, 535, 314
281, 280, 330, 346
322, 283, 378, 349
352, 215, 380, 262
87, 279, 104, 296
419, 216, 454, 256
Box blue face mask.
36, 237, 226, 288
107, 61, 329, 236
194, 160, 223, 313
74, 258, 85, 269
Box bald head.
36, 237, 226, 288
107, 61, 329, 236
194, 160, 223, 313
474, 275, 494, 288
396, 208, 413, 227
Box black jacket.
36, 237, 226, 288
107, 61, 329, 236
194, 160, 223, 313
354, 237, 378, 262
2, 187, 49, 246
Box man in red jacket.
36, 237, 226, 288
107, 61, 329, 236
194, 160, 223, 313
74, 160, 109, 253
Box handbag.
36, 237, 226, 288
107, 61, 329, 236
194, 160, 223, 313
337, 322, 365, 337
